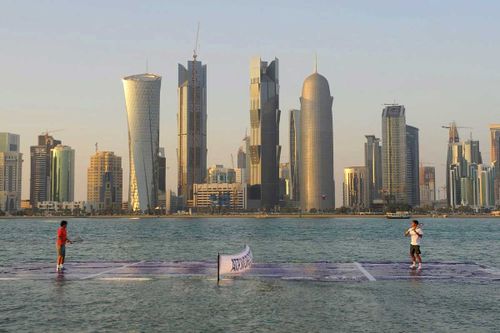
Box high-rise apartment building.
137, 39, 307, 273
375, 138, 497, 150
158, 148, 167, 210
122, 73, 161, 212
30, 134, 61, 207
177, 55, 207, 209
446, 122, 460, 206
463, 140, 482, 165
343, 166, 369, 209
364, 135, 382, 206
279, 162, 290, 201
237, 146, 246, 169
382, 105, 407, 205
50, 145, 75, 202
446, 133, 496, 209
489, 124, 500, 207
478, 165, 495, 208
289, 109, 300, 201
299, 71, 334, 211
0, 133, 22, 212
207, 165, 236, 184
87, 151, 122, 212
419, 166, 436, 207
248, 57, 281, 211
406, 125, 420, 207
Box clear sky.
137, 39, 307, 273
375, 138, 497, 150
1, 1, 499, 206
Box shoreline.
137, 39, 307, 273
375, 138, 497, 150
1, 214, 499, 219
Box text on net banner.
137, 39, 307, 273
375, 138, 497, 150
219, 245, 253, 275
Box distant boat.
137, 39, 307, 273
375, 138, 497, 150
386, 211, 411, 219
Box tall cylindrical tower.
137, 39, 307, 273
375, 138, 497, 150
50, 145, 75, 202
122, 73, 161, 212
299, 72, 334, 211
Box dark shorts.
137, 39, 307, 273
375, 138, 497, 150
410, 245, 421, 255
56, 245, 66, 257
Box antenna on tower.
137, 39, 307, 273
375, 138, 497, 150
314, 53, 318, 73
193, 22, 200, 60
95, 142, 98, 153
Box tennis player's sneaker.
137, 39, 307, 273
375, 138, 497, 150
417, 264, 422, 270
410, 263, 416, 269
56, 265, 61, 272
60, 265, 65, 271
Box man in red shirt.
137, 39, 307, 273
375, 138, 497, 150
56, 220, 72, 271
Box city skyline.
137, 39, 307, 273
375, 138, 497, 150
2, 2, 499, 207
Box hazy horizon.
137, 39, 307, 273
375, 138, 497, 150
1, 1, 499, 206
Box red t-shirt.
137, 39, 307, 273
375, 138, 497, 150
56, 227, 67, 246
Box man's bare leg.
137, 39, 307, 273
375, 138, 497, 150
410, 253, 416, 268
416, 254, 422, 269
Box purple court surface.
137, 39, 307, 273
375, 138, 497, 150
1, 261, 499, 282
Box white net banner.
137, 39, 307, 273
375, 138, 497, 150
218, 245, 253, 276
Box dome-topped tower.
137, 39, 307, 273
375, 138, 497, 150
299, 71, 334, 211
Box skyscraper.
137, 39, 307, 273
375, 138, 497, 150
419, 166, 436, 207
236, 134, 250, 184
207, 165, 236, 184
463, 139, 482, 165
122, 73, 161, 212
50, 145, 75, 202
177, 55, 207, 209
0, 133, 22, 212
279, 162, 290, 201
237, 146, 246, 169
446, 122, 460, 207
364, 135, 382, 206
158, 147, 167, 210
299, 71, 334, 211
30, 134, 61, 207
248, 57, 281, 211
490, 124, 500, 207
448, 141, 464, 208
406, 125, 420, 207
381, 105, 407, 205
478, 164, 495, 208
343, 166, 369, 209
289, 109, 300, 201
87, 151, 123, 212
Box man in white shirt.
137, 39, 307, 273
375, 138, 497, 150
404, 220, 423, 270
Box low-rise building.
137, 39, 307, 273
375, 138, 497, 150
193, 183, 247, 210
37, 201, 86, 215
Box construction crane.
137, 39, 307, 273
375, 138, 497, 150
441, 125, 472, 130
441, 122, 472, 143
41, 129, 64, 143
41, 129, 64, 136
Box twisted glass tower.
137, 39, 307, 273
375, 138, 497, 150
299, 71, 334, 211
123, 73, 161, 212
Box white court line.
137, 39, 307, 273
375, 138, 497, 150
354, 262, 376, 282
80, 261, 145, 280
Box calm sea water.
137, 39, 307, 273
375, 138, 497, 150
0, 217, 499, 332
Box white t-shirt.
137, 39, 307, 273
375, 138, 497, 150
408, 227, 423, 245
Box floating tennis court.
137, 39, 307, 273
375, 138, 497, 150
1, 261, 498, 282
